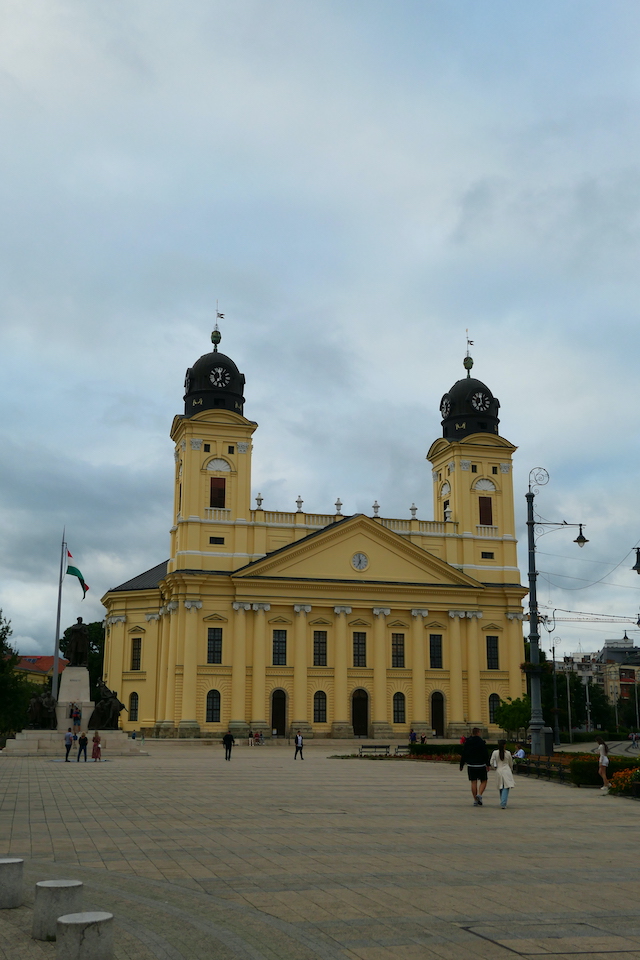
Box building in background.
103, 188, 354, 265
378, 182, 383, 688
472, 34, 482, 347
102, 332, 527, 738
14, 656, 68, 686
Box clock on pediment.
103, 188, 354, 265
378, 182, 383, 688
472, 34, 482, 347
352, 552, 369, 571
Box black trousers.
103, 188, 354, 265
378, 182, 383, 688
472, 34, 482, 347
294, 745, 303, 759
65, 743, 72, 760
77, 745, 87, 762
224, 745, 232, 760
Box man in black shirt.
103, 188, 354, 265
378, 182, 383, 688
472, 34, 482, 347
222, 731, 235, 761
460, 727, 490, 805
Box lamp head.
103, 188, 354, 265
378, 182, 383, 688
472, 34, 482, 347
574, 524, 588, 548
632, 547, 640, 574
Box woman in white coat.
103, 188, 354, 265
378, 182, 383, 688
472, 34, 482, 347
490, 740, 515, 808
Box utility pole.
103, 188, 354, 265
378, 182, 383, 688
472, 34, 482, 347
565, 670, 573, 743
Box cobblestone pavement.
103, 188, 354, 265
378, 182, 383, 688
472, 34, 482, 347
1, 739, 639, 959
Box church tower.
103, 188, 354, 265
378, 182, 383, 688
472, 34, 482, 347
168, 327, 258, 575
427, 352, 518, 584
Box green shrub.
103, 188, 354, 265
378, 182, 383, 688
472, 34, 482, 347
569, 755, 640, 786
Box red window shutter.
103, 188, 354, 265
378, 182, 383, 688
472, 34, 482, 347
210, 477, 226, 508
479, 497, 493, 525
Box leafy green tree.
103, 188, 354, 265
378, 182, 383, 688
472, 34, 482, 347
59, 621, 105, 700
0, 610, 42, 735
493, 696, 531, 737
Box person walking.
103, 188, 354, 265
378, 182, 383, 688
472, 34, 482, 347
222, 730, 235, 761
459, 727, 490, 805
91, 732, 102, 762
596, 737, 610, 791
294, 730, 304, 759
77, 732, 88, 762
64, 728, 73, 761
490, 739, 516, 808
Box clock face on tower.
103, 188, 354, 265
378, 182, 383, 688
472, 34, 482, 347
210, 366, 231, 388
352, 552, 369, 571
440, 396, 451, 418
471, 391, 490, 412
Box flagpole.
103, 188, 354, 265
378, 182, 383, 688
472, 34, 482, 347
52, 528, 66, 701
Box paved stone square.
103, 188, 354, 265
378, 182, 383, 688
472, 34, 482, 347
1, 740, 639, 959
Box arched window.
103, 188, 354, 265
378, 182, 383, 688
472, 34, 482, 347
129, 692, 139, 722
393, 691, 406, 724
313, 691, 327, 723
489, 693, 501, 723
206, 689, 221, 723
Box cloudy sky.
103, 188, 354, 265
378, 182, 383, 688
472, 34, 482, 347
2, 0, 640, 657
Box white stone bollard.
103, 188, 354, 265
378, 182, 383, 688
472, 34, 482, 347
56, 912, 114, 960
0, 858, 23, 908
32, 879, 83, 940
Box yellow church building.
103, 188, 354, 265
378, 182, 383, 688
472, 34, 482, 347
101, 331, 526, 739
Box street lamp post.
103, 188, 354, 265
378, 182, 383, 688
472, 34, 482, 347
614, 684, 619, 732
526, 468, 587, 756
551, 640, 561, 746
565, 669, 573, 744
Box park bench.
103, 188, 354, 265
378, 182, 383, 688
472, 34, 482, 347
359, 744, 390, 757
395, 745, 411, 756
515, 754, 573, 783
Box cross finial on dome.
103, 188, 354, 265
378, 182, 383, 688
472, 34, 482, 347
464, 329, 474, 377
211, 299, 225, 352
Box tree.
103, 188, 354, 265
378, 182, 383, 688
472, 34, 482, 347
0, 610, 41, 736
493, 696, 531, 738
59, 621, 105, 700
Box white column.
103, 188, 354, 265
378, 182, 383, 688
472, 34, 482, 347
179, 600, 202, 735
230, 602, 251, 736
292, 605, 312, 735
372, 607, 393, 738
410, 609, 429, 732
250, 603, 270, 730
331, 606, 352, 738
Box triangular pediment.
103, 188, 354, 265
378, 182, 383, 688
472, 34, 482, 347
203, 613, 228, 622
232, 514, 483, 589
349, 618, 371, 627
309, 617, 332, 625
127, 625, 146, 634
388, 619, 408, 628
483, 623, 503, 631
268, 616, 292, 624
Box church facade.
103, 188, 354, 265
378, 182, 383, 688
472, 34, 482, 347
101, 332, 526, 739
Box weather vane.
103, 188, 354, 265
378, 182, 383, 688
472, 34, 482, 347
464, 329, 474, 376
211, 299, 225, 352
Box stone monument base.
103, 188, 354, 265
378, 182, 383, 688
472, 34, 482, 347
1, 730, 147, 757
55, 666, 94, 732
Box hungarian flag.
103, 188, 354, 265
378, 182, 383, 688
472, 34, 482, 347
66, 550, 89, 598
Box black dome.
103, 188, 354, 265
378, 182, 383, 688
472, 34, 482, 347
184, 350, 246, 417
439, 374, 500, 440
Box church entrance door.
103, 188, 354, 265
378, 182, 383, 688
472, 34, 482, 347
271, 689, 286, 737
431, 691, 444, 737
351, 689, 369, 738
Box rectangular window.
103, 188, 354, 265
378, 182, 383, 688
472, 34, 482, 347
479, 497, 493, 525
314, 691, 327, 723
481, 551, 494, 559
429, 634, 443, 669
209, 536, 225, 545
210, 477, 226, 508
313, 631, 327, 666
273, 630, 287, 666
471, 464, 477, 473
391, 633, 405, 668
207, 628, 222, 664
228, 445, 234, 454
353, 632, 367, 667
492, 465, 498, 475
203, 444, 210, 452
486, 635, 499, 670
130, 638, 141, 671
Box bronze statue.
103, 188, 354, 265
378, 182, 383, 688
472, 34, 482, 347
40, 691, 57, 730
26, 691, 57, 729
66, 617, 90, 667
88, 679, 126, 729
